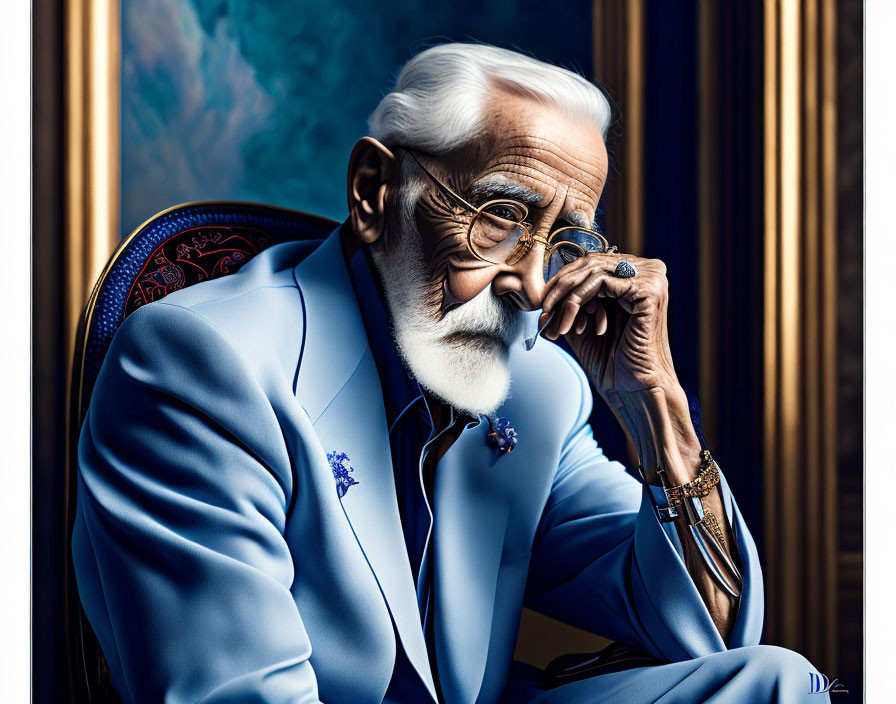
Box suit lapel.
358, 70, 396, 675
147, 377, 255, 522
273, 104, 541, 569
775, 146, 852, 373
290, 230, 367, 424
292, 229, 437, 702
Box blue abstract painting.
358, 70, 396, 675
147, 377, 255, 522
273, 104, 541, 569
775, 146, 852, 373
121, 0, 593, 235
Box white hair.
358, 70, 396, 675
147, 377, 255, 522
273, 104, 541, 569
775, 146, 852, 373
368, 42, 613, 154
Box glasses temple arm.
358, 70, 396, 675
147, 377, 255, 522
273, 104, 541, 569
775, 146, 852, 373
400, 148, 480, 213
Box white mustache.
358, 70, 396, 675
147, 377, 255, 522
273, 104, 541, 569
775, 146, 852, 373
437, 285, 524, 346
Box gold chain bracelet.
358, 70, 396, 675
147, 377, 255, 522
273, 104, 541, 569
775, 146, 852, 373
663, 449, 720, 508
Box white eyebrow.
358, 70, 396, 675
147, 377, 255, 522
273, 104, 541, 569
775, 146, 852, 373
469, 176, 598, 229
564, 210, 597, 229
466, 175, 544, 206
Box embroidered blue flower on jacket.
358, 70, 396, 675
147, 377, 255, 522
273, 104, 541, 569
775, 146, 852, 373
327, 451, 359, 498
486, 416, 518, 454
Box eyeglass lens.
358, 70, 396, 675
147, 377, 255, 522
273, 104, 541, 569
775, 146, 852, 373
469, 202, 530, 264
469, 202, 610, 281
544, 228, 609, 281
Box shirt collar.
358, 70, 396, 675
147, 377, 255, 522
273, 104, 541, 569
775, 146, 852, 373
343, 227, 424, 432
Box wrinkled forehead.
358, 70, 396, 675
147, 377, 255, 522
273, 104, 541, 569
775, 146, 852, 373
467, 90, 609, 218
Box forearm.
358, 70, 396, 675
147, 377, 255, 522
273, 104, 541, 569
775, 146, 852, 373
606, 383, 739, 639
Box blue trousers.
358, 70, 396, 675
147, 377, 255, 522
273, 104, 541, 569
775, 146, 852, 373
502, 646, 831, 703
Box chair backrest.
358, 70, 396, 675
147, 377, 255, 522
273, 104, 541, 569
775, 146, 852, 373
65, 201, 338, 702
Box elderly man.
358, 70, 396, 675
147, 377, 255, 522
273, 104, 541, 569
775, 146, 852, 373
73, 43, 826, 703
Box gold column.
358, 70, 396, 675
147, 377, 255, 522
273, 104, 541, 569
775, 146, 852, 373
593, 0, 645, 257
63, 3, 120, 695
65, 0, 120, 361
763, 0, 838, 672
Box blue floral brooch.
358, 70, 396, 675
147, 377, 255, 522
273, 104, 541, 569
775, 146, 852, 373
327, 451, 359, 498
486, 416, 518, 454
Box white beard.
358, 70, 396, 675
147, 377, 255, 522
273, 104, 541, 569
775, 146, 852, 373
369, 182, 524, 417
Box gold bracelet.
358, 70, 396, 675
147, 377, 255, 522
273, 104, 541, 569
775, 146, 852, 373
663, 449, 720, 508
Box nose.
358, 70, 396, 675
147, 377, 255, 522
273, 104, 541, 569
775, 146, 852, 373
492, 182, 570, 311
491, 238, 548, 311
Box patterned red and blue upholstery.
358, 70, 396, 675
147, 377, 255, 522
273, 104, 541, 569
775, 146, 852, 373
78, 202, 338, 416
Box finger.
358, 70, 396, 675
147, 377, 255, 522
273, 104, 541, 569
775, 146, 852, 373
566, 301, 607, 338
544, 297, 582, 339
581, 265, 647, 314
593, 302, 608, 335
542, 252, 637, 314
541, 254, 601, 309
562, 268, 623, 317
594, 274, 645, 314
542, 251, 595, 296
543, 251, 634, 293
543, 254, 653, 323
542, 264, 592, 315
573, 310, 589, 335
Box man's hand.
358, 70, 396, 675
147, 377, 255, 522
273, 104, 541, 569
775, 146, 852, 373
538, 252, 701, 484
539, 252, 676, 395
539, 251, 739, 639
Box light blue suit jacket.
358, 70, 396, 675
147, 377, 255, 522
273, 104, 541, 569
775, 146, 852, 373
72, 229, 764, 704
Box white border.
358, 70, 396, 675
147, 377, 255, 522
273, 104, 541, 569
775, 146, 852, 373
0, 3, 883, 702
865, 1, 893, 700
0, 1, 32, 701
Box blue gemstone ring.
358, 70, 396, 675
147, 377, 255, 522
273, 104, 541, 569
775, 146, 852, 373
614, 261, 637, 279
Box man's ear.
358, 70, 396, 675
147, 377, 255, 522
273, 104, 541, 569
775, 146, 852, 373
346, 137, 395, 244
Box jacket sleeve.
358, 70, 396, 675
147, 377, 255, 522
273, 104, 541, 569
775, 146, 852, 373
522, 357, 765, 663
72, 301, 322, 704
